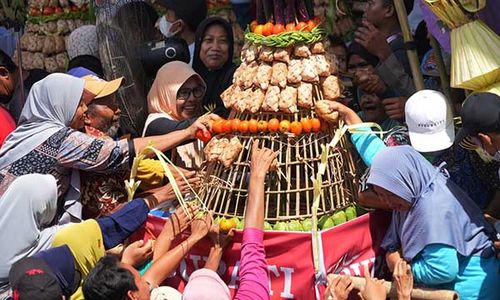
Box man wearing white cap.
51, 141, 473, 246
404, 90, 498, 209
319, 90, 498, 209
405, 89, 455, 154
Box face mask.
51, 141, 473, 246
158, 16, 180, 38
475, 146, 500, 163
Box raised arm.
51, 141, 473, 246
235, 140, 278, 300
319, 101, 386, 167
143, 214, 211, 287
134, 113, 221, 155
152, 204, 199, 262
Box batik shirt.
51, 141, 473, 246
0, 128, 131, 208
79, 126, 129, 219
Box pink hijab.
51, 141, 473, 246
182, 269, 230, 300
147, 61, 206, 121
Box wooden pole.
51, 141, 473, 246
428, 36, 456, 115
393, 0, 425, 91
330, 274, 459, 300
15, 30, 25, 107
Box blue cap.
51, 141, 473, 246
67, 67, 98, 78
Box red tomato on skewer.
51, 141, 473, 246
272, 24, 285, 35
262, 22, 274, 36
296, 21, 308, 32
285, 23, 296, 32
195, 129, 212, 143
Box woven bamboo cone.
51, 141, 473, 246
478, 81, 500, 96
330, 275, 459, 300
450, 20, 500, 90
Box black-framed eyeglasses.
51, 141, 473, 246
177, 86, 205, 100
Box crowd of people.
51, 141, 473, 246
0, 0, 499, 299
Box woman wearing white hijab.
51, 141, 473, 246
0, 73, 210, 223
0, 174, 59, 298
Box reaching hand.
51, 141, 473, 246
354, 20, 392, 60
169, 166, 196, 182
167, 204, 199, 238
121, 240, 154, 267
201, 113, 222, 130
359, 265, 387, 300
148, 176, 200, 205
393, 260, 413, 300
209, 224, 235, 249
324, 274, 353, 300
250, 140, 280, 178
386, 250, 403, 272
187, 114, 217, 139
354, 69, 387, 95
190, 213, 213, 240
382, 97, 407, 121
189, 113, 221, 138
317, 100, 362, 126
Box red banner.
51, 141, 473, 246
321, 210, 391, 277
132, 211, 391, 299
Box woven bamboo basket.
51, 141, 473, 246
424, 0, 500, 91
199, 81, 358, 222
477, 81, 500, 96
197, 20, 360, 222
198, 119, 357, 221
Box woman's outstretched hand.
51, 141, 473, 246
121, 240, 154, 267
324, 274, 354, 300
187, 113, 221, 138
393, 259, 413, 300
249, 139, 280, 178
358, 265, 387, 300
317, 100, 362, 125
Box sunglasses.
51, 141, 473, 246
177, 86, 205, 100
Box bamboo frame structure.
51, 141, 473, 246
200, 83, 358, 221
199, 111, 358, 221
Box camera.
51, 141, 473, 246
140, 36, 190, 76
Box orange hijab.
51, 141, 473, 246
147, 61, 206, 120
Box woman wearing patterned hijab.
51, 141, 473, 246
66, 25, 100, 60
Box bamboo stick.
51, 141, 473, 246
285, 137, 292, 217
329, 275, 459, 300
393, 0, 425, 91
428, 35, 455, 115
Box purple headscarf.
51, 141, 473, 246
367, 146, 495, 261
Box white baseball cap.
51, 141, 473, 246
405, 90, 455, 152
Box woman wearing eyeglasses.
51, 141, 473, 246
143, 61, 219, 169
